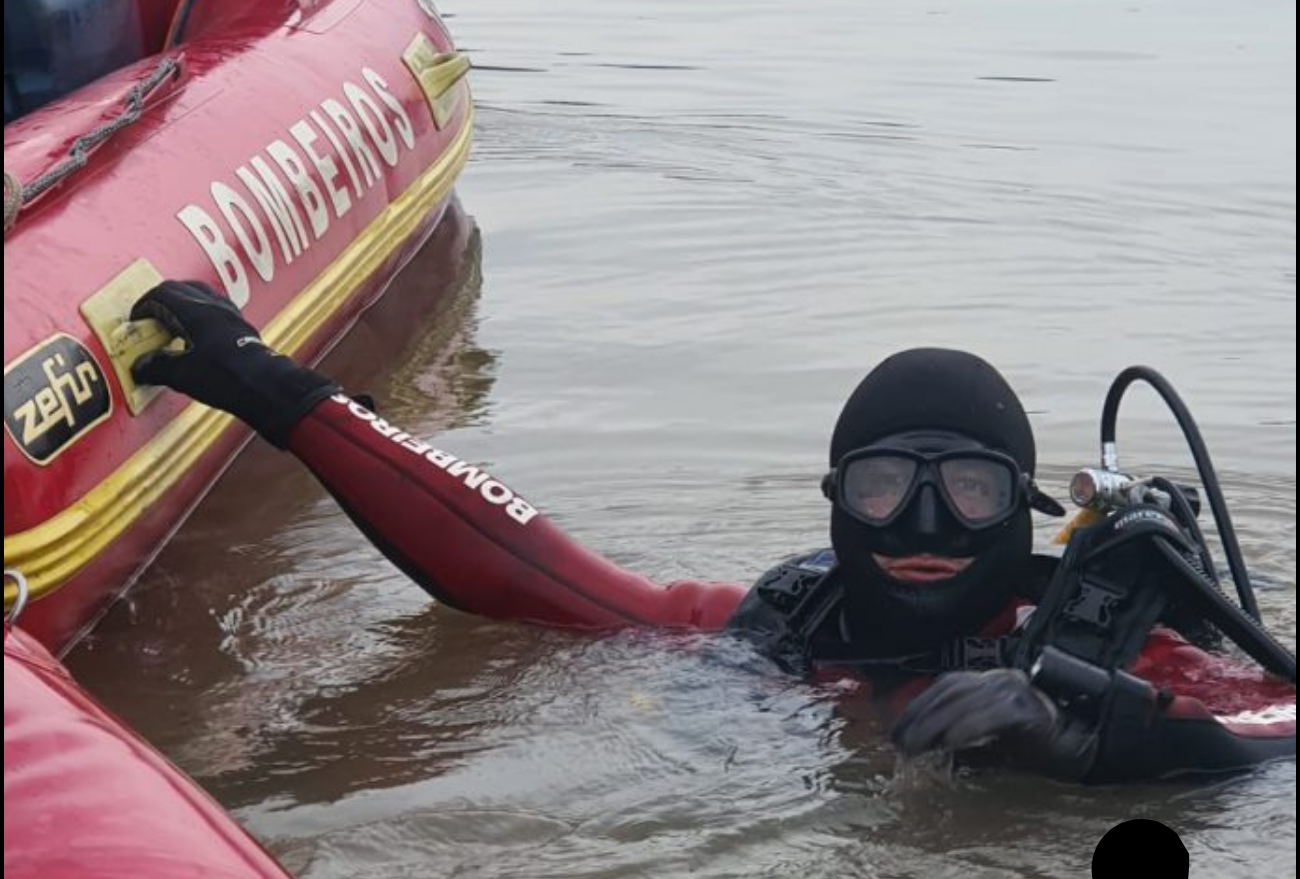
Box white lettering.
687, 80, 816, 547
345, 80, 399, 168
291, 119, 352, 219
426, 448, 456, 469
310, 109, 362, 200
327, 399, 538, 526
178, 204, 249, 305
322, 98, 380, 190
402, 437, 432, 456
182, 68, 430, 308
480, 480, 511, 505
236, 157, 306, 264
363, 67, 415, 151
347, 399, 377, 421
447, 460, 490, 490
266, 139, 328, 240
369, 417, 403, 439
506, 497, 539, 525
212, 181, 274, 284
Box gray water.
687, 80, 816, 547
70, 0, 1296, 876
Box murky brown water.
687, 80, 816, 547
69, 0, 1295, 876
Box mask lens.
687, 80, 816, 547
842, 455, 918, 523
938, 457, 1015, 524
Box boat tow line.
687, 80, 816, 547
3, 172, 20, 233
5, 57, 181, 235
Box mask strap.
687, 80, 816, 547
821, 469, 837, 501
1027, 477, 1065, 516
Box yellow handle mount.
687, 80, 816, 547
79, 259, 182, 415
402, 35, 471, 130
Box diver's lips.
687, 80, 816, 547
874, 554, 974, 584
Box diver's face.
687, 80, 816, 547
831, 430, 1017, 585
871, 433, 978, 585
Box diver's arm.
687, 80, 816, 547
127, 281, 747, 630
284, 392, 747, 628
891, 638, 1295, 782
938, 503, 1298, 782
1072, 635, 1296, 782
1026, 513, 1298, 782
1076, 692, 1295, 783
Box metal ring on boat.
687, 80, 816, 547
5, 569, 29, 626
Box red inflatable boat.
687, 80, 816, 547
4, 620, 295, 878
3, 0, 473, 653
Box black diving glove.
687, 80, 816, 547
890, 669, 1097, 778
130, 281, 339, 448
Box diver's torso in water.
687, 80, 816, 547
725, 548, 1041, 679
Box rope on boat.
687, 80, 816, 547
3, 173, 19, 234
8, 58, 182, 230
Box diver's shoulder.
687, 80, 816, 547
753, 547, 835, 593
727, 548, 834, 631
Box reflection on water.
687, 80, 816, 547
71, 1, 1293, 877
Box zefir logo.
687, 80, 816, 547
4, 335, 112, 465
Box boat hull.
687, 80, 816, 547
4, 623, 295, 878
4, 0, 473, 653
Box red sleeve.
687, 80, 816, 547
284, 394, 748, 630
1131, 629, 1296, 740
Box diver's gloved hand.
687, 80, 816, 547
890, 669, 1096, 776
130, 280, 339, 448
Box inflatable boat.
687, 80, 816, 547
3, 0, 473, 653
5, 618, 295, 878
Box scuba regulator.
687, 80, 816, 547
1017, 366, 1297, 723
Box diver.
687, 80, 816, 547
127, 280, 1297, 784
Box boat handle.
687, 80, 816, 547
80, 259, 181, 416
402, 35, 471, 129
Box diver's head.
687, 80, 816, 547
823, 348, 1052, 647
